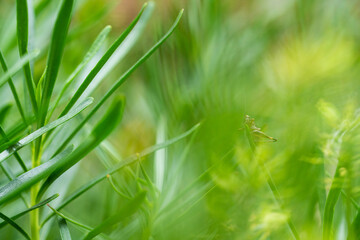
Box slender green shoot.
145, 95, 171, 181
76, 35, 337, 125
0, 98, 93, 164
58, 3, 148, 117
0, 126, 27, 171
0, 50, 39, 87
40, 123, 199, 227
0, 212, 31, 240
53, 9, 184, 156
47, 25, 112, 122
0, 51, 27, 124
106, 174, 132, 200
16, 0, 38, 116
0, 194, 59, 229
38, 0, 74, 127
58, 217, 72, 240
47, 204, 93, 231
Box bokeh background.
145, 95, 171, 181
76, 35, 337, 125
1, 0, 360, 239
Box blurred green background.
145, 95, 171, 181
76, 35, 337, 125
1, 0, 360, 239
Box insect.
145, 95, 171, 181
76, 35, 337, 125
243, 115, 277, 142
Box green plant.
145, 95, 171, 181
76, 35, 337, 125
0, 1, 191, 239
2, 0, 360, 239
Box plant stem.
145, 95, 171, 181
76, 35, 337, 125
30, 185, 40, 240
30, 145, 42, 240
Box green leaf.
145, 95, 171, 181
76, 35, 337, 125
0, 105, 27, 171
40, 123, 200, 226
38, 0, 74, 127
37, 96, 126, 201
47, 204, 93, 231
71, 1, 154, 103
16, 0, 38, 115
0, 106, 29, 192
16, 0, 30, 57
0, 212, 31, 240
0, 51, 26, 124
59, 3, 148, 117
82, 191, 147, 240
0, 194, 59, 229
0, 50, 40, 88
0, 104, 12, 124
48, 25, 112, 121
0, 122, 28, 151
0, 126, 27, 171
0, 98, 93, 164
53, 8, 184, 156
35, 67, 47, 109
0, 147, 73, 206
58, 217, 72, 240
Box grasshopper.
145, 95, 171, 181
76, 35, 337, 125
243, 115, 277, 142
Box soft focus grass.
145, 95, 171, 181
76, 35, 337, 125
1, 0, 360, 239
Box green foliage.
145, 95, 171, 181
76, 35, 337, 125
2, 0, 360, 239
0, 0, 185, 239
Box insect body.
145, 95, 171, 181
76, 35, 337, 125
243, 115, 277, 142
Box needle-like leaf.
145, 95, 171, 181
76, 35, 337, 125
47, 204, 93, 231
0, 212, 31, 240
58, 217, 72, 240
59, 3, 148, 117
0, 121, 29, 148
0, 50, 39, 87
37, 96, 126, 201
0, 98, 93, 164
16, 0, 38, 116
0, 147, 73, 206
0, 126, 27, 171
0, 104, 12, 124
0, 51, 27, 124
0, 194, 59, 229
48, 25, 112, 121
40, 123, 200, 226
38, 0, 74, 127
53, 9, 184, 156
